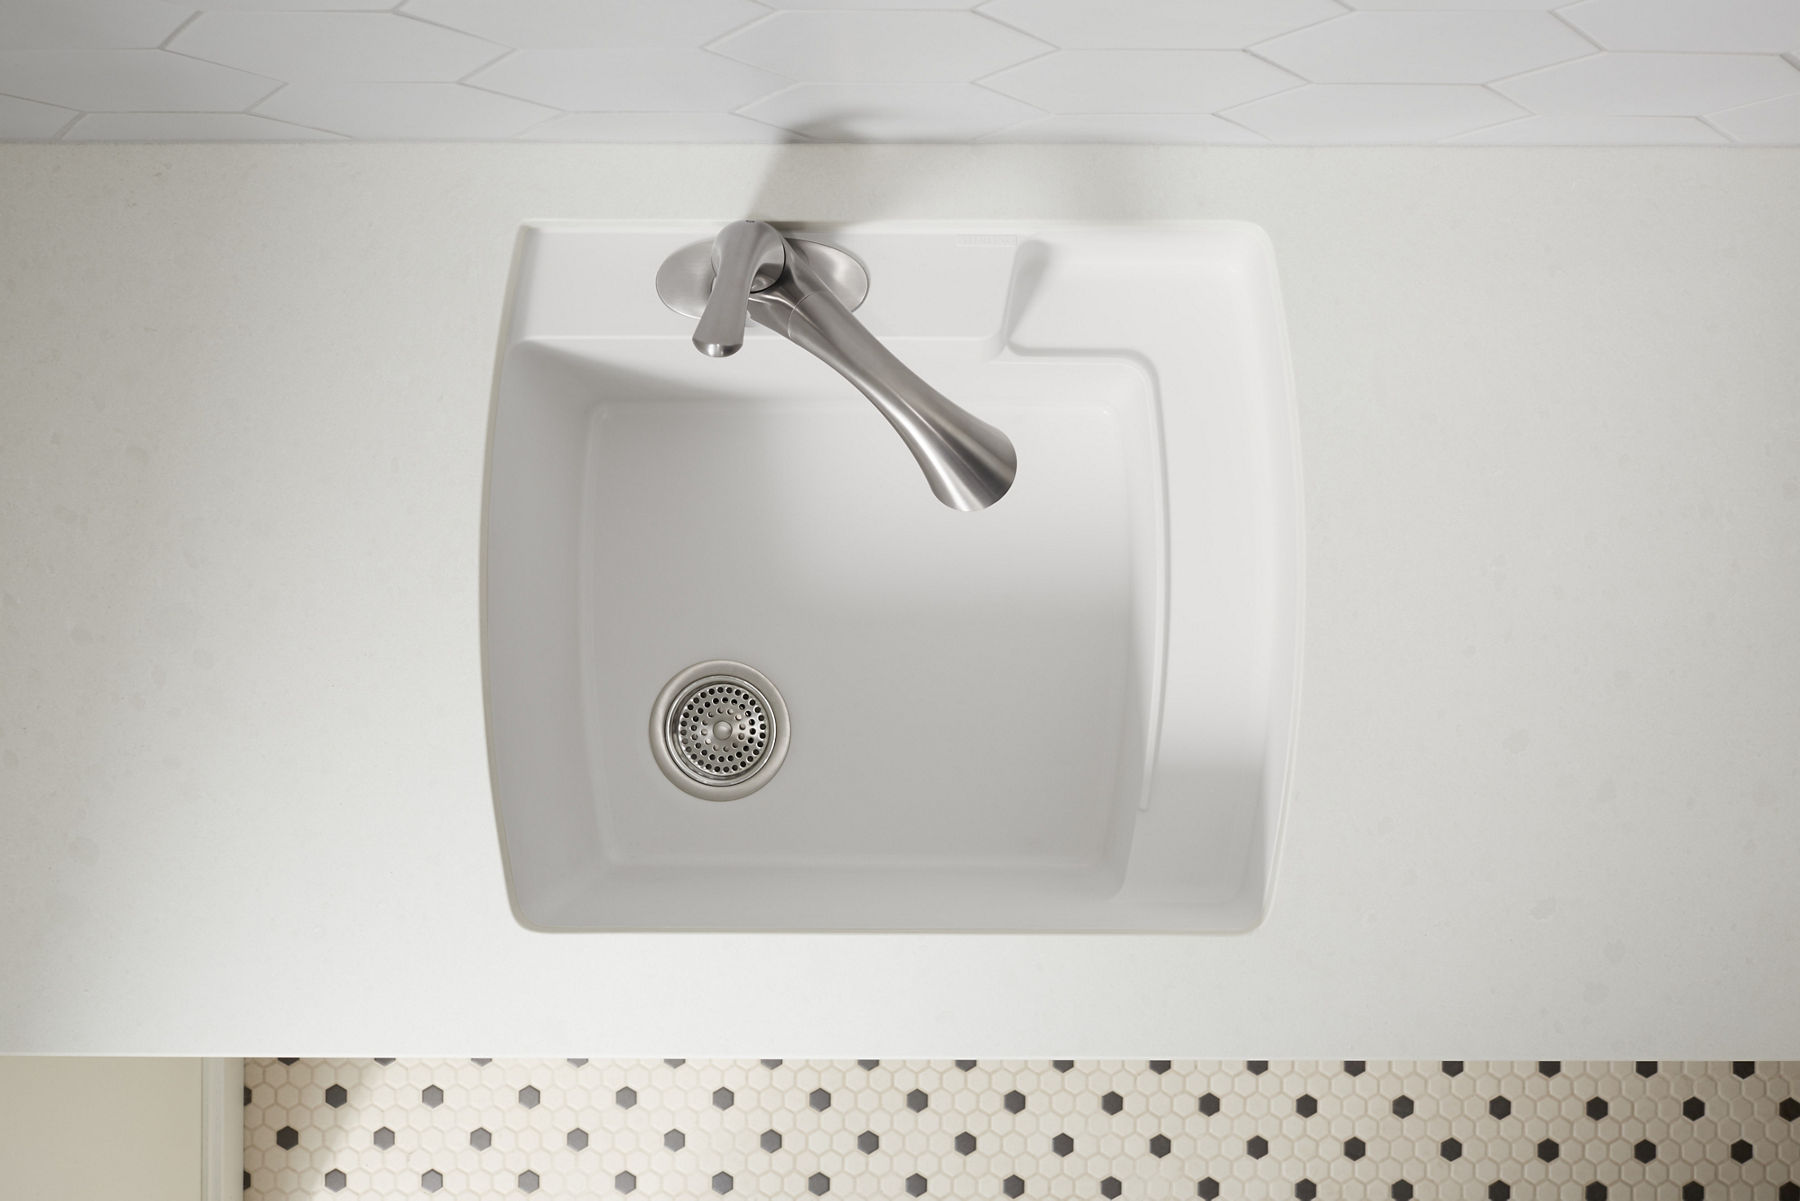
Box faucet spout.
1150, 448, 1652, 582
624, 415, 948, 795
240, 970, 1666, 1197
682, 222, 1017, 511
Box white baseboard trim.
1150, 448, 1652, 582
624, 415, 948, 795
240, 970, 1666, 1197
201, 1058, 243, 1201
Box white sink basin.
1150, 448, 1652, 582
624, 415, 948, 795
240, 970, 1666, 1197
482, 222, 1302, 932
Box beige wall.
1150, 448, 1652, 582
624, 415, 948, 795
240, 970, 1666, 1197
0, 1058, 201, 1200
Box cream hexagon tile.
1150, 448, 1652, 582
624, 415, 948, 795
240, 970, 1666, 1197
1496, 51, 1800, 115
0, 0, 194, 50
713, 10, 1049, 85
470, 47, 786, 111
985, 48, 1301, 112
1258, 9, 1593, 82
1563, 0, 1799, 54
248, 1061, 1800, 1201
169, 11, 503, 80
977, 0, 1345, 49
1710, 92, 1800, 143
398, 0, 762, 48
0, 93, 74, 139
739, 82, 1042, 140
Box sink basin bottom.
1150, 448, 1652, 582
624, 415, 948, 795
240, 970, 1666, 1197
488, 340, 1163, 930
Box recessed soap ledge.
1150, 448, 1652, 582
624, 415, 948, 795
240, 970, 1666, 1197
481, 222, 1303, 933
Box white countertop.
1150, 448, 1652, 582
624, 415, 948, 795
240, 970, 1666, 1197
2, 145, 1797, 1056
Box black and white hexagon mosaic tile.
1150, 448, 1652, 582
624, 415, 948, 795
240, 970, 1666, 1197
246, 1060, 1800, 1199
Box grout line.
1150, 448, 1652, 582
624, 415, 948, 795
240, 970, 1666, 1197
246, 80, 286, 115
1692, 112, 1742, 144
1242, 4, 1353, 54
1211, 71, 1308, 114
964, 74, 1052, 117
727, 80, 806, 117
1548, 8, 1607, 53
152, 43, 285, 110
387, 4, 510, 64
242, 83, 372, 138
445, 41, 512, 83
157, 10, 204, 50
452, 60, 505, 86
961, 8, 1056, 59
1448, 98, 1538, 143
1210, 108, 1272, 143
729, 109, 816, 142
968, 42, 1059, 89
695, 41, 799, 98
1476, 81, 1534, 122
504, 109, 567, 140
1487, 46, 1605, 89
1238, 44, 1308, 86
701, 6, 783, 55
48, 109, 86, 142
453, 73, 562, 118
0, 82, 79, 122
241, 77, 289, 113
53, 114, 350, 141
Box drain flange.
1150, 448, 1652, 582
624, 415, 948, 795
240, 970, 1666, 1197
649, 661, 790, 801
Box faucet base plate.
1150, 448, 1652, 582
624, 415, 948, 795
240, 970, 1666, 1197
656, 236, 869, 320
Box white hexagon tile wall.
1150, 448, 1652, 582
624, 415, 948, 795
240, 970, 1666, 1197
0, 0, 1797, 143
245, 1059, 1800, 1200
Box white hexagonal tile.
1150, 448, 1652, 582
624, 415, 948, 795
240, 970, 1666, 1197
977, 0, 1344, 49
169, 12, 504, 82
986, 110, 1267, 142
711, 11, 1048, 84
1710, 92, 1800, 143
1224, 82, 1524, 141
1562, 0, 1799, 54
761, 0, 978, 6
1494, 52, 1800, 116
62, 111, 346, 141
0, 0, 193, 50
255, 80, 554, 137
0, 48, 275, 110
0, 93, 73, 139
985, 49, 1301, 113
190, 0, 391, 7
1341, 0, 1567, 7
395, 0, 763, 50
1446, 114, 1728, 143
737, 82, 1041, 140
468, 48, 786, 111
1256, 11, 1593, 83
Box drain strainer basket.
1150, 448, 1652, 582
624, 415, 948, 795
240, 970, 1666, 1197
649, 660, 790, 801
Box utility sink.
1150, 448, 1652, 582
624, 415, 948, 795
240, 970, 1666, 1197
482, 222, 1302, 932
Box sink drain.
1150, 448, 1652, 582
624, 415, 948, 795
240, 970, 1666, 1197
649, 661, 790, 801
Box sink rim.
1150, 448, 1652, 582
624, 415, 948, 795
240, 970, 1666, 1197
480, 220, 1304, 934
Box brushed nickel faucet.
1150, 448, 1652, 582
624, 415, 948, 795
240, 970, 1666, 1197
657, 221, 1017, 511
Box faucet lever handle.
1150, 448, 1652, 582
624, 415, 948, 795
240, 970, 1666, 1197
692, 221, 786, 358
